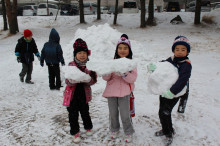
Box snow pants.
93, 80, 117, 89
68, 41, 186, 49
47, 64, 61, 89
67, 92, 93, 135
107, 95, 134, 135
19, 62, 33, 82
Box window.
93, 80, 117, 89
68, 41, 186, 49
124, 1, 137, 8
38, 4, 46, 8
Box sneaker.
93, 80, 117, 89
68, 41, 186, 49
25, 80, 34, 84
155, 130, 164, 136
73, 132, 81, 143
86, 130, 93, 136
125, 134, 132, 143
20, 76, 24, 82
110, 131, 119, 139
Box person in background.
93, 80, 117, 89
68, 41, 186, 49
15, 29, 40, 84
40, 28, 65, 90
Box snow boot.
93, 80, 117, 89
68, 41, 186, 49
164, 134, 173, 146
25, 80, 34, 84
110, 131, 119, 139
155, 130, 164, 136
73, 132, 81, 143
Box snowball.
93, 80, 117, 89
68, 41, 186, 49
62, 66, 91, 82
148, 61, 179, 96
87, 58, 137, 76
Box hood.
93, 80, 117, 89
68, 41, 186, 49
49, 28, 60, 43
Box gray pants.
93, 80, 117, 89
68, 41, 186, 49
107, 95, 134, 135
19, 63, 33, 82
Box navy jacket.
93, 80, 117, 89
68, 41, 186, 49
165, 56, 192, 95
15, 37, 39, 64
41, 28, 64, 65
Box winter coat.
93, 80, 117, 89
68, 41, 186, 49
15, 37, 39, 64
65, 61, 97, 103
41, 28, 64, 65
102, 68, 137, 98
166, 56, 192, 95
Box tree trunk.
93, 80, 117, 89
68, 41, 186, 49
194, 0, 201, 25
5, 0, 19, 34
2, 0, 8, 30
146, 0, 155, 26
97, 0, 101, 20
113, 0, 118, 25
79, 0, 85, 23
140, 0, 146, 28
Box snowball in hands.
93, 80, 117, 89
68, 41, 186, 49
148, 61, 178, 96
62, 66, 91, 83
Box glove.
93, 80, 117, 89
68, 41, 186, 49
40, 60, 44, 67
147, 63, 157, 73
89, 71, 97, 82
37, 55, 41, 61
161, 90, 174, 99
17, 56, 21, 63
61, 61, 65, 66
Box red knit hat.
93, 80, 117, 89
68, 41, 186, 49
24, 29, 33, 38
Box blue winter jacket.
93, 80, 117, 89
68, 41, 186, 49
165, 56, 192, 95
41, 28, 65, 65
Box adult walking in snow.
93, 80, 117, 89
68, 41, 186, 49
65, 38, 97, 143
148, 36, 192, 145
15, 29, 40, 84
40, 28, 65, 90
102, 34, 137, 143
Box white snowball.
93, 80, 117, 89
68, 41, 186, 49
148, 61, 178, 96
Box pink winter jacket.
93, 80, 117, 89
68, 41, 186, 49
102, 68, 137, 98
65, 61, 97, 103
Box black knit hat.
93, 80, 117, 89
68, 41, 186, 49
73, 38, 91, 57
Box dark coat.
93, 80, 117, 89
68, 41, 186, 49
41, 28, 64, 65
165, 56, 192, 95
15, 37, 39, 64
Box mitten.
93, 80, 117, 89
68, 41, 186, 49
40, 60, 44, 67
61, 61, 65, 66
17, 56, 21, 63
89, 71, 97, 82
161, 90, 174, 99
147, 63, 157, 73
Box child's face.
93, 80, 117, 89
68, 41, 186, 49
26, 36, 32, 40
117, 44, 129, 58
174, 45, 188, 57
76, 51, 88, 62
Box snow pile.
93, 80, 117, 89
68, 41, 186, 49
148, 61, 178, 95
87, 58, 137, 76
62, 66, 91, 82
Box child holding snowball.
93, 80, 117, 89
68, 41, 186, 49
148, 36, 192, 144
102, 34, 137, 143
65, 38, 97, 143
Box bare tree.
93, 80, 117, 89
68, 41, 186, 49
97, 0, 101, 20
113, 0, 119, 25
5, 0, 19, 34
194, 0, 201, 25
146, 0, 155, 26
140, 0, 146, 28
79, 0, 85, 23
2, 0, 8, 30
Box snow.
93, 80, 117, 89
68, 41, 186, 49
148, 61, 179, 96
0, 11, 220, 146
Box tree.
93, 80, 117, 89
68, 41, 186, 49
146, 0, 155, 26
79, 0, 85, 23
97, 0, 101, 20
194, 0, 201, 25
113, 0, 119, 25
2, 0, 8, 30
140, 0, 146, 28
5, 0, 19, 34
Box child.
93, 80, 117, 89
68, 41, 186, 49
40, 28, 65, 90
65, 38, 97, 143
15, 29, 40, 84
148, 36, 192, 145
102, 34, 137, 143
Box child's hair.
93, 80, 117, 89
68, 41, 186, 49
172, 36, 191, 53
73, 38, 91, 57
114, 34, 133, 59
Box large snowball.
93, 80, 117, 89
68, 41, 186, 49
62, 66, 91, 82
148, 61, 179, 96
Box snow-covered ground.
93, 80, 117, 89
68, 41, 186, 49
0, 11, 220, 146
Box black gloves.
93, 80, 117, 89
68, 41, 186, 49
89, 71, 97, 82
61, 61, 65, 66
17, 56, 21, 63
